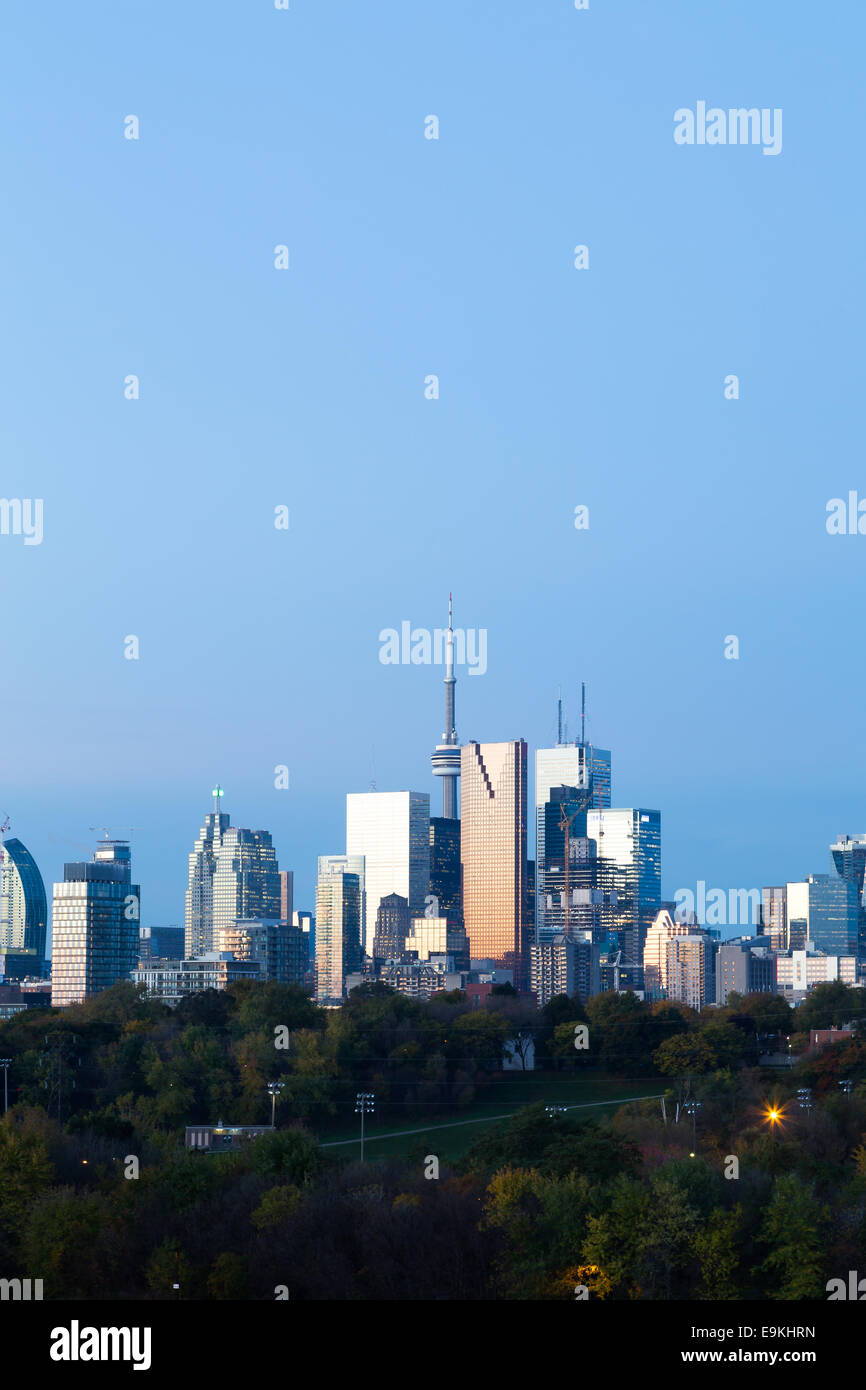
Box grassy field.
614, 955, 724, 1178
312, 1071, 665, 1161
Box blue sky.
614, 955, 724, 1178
0, 0, 863, 933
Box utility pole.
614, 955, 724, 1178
0, 1058, 10, 1114
41, 1033, 79, 1124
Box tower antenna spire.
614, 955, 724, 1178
581, 682, 586, 746
431, 592, 460, 818
557, 687, 563, 745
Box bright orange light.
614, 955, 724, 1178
763, 1101, 785, 1128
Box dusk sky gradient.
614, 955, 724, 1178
1, 1, 863, 936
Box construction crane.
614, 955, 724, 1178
610, 949, 642, 993
89, 827, 137, 841
558, 784, 592, 940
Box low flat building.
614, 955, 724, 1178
131, 951, 263, 1005
775, 948, 857, 999
185, 1122, 274, 1152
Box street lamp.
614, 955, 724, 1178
839, 1079, 853, 1096
0, 1059, 10, 1115
797, 1087, 813, 1112
267, 1080, 285, 1127
355, 1092, 375, 1161
545, 1105, 567, 1120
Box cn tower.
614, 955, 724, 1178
431, 594, 460, 818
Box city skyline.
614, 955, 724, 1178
1, 3, 863, 940
7, 670, 866, 948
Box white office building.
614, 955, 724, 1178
346, 791, 430, 955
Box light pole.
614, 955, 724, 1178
545, 1104, 566, 1120
0, 1059, 9, 1115
684, 1099, 702, 1145
267, 1081, 285, 1127
797, 1087, 813, 1113
839, 1079, 853, 1096
355, 1092, 375, 1161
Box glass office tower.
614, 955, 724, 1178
372, 892, 410, 964
0, 836, 48, 978
346, 791, 430, 956
315, 855, 364, 1003
537, 786, 618, 946
429, 816, 462, 922
185, 805, 231, 957
786, 873, 859, 957
535, 743, 611, 938
587, 808, 661, 968
830, 834, 866, 956
461, 740, 528, 984
51, 840, 140, 1007
212, 828, 281, 949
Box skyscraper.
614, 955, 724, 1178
758, 886, 787, 950
429, 816, 462, 922
430, 594, 460, 819
534, 697, 611, 938
51, 839, 140, 1007
460, 739, 528, 983
346, 791, 430, 956
315, 855, 363, 1003
643, 908, 691, 999
279, 870, 294, 924
0, 836, 48, 979
213, 829, 281, 948
830, 834, 866, 956
185, 788, 230, 958
372, 892, 410, 964
786, 874, 859, 957
666, 933, 715, 1011
587, 808, 661, 968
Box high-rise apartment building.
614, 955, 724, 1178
219, 918, 307, 987
315, 855, 364, 1003
51, 840, 140, 1007
643, 908, 692, 999
530, 931, 600, 1008
0, 837, 48, 979
461, 740, 528, 983
666, 932, 714, 1011
346, 791, 430, 956
758, 886, 787, 951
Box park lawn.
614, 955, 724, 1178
311, 1071, 664, 1162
